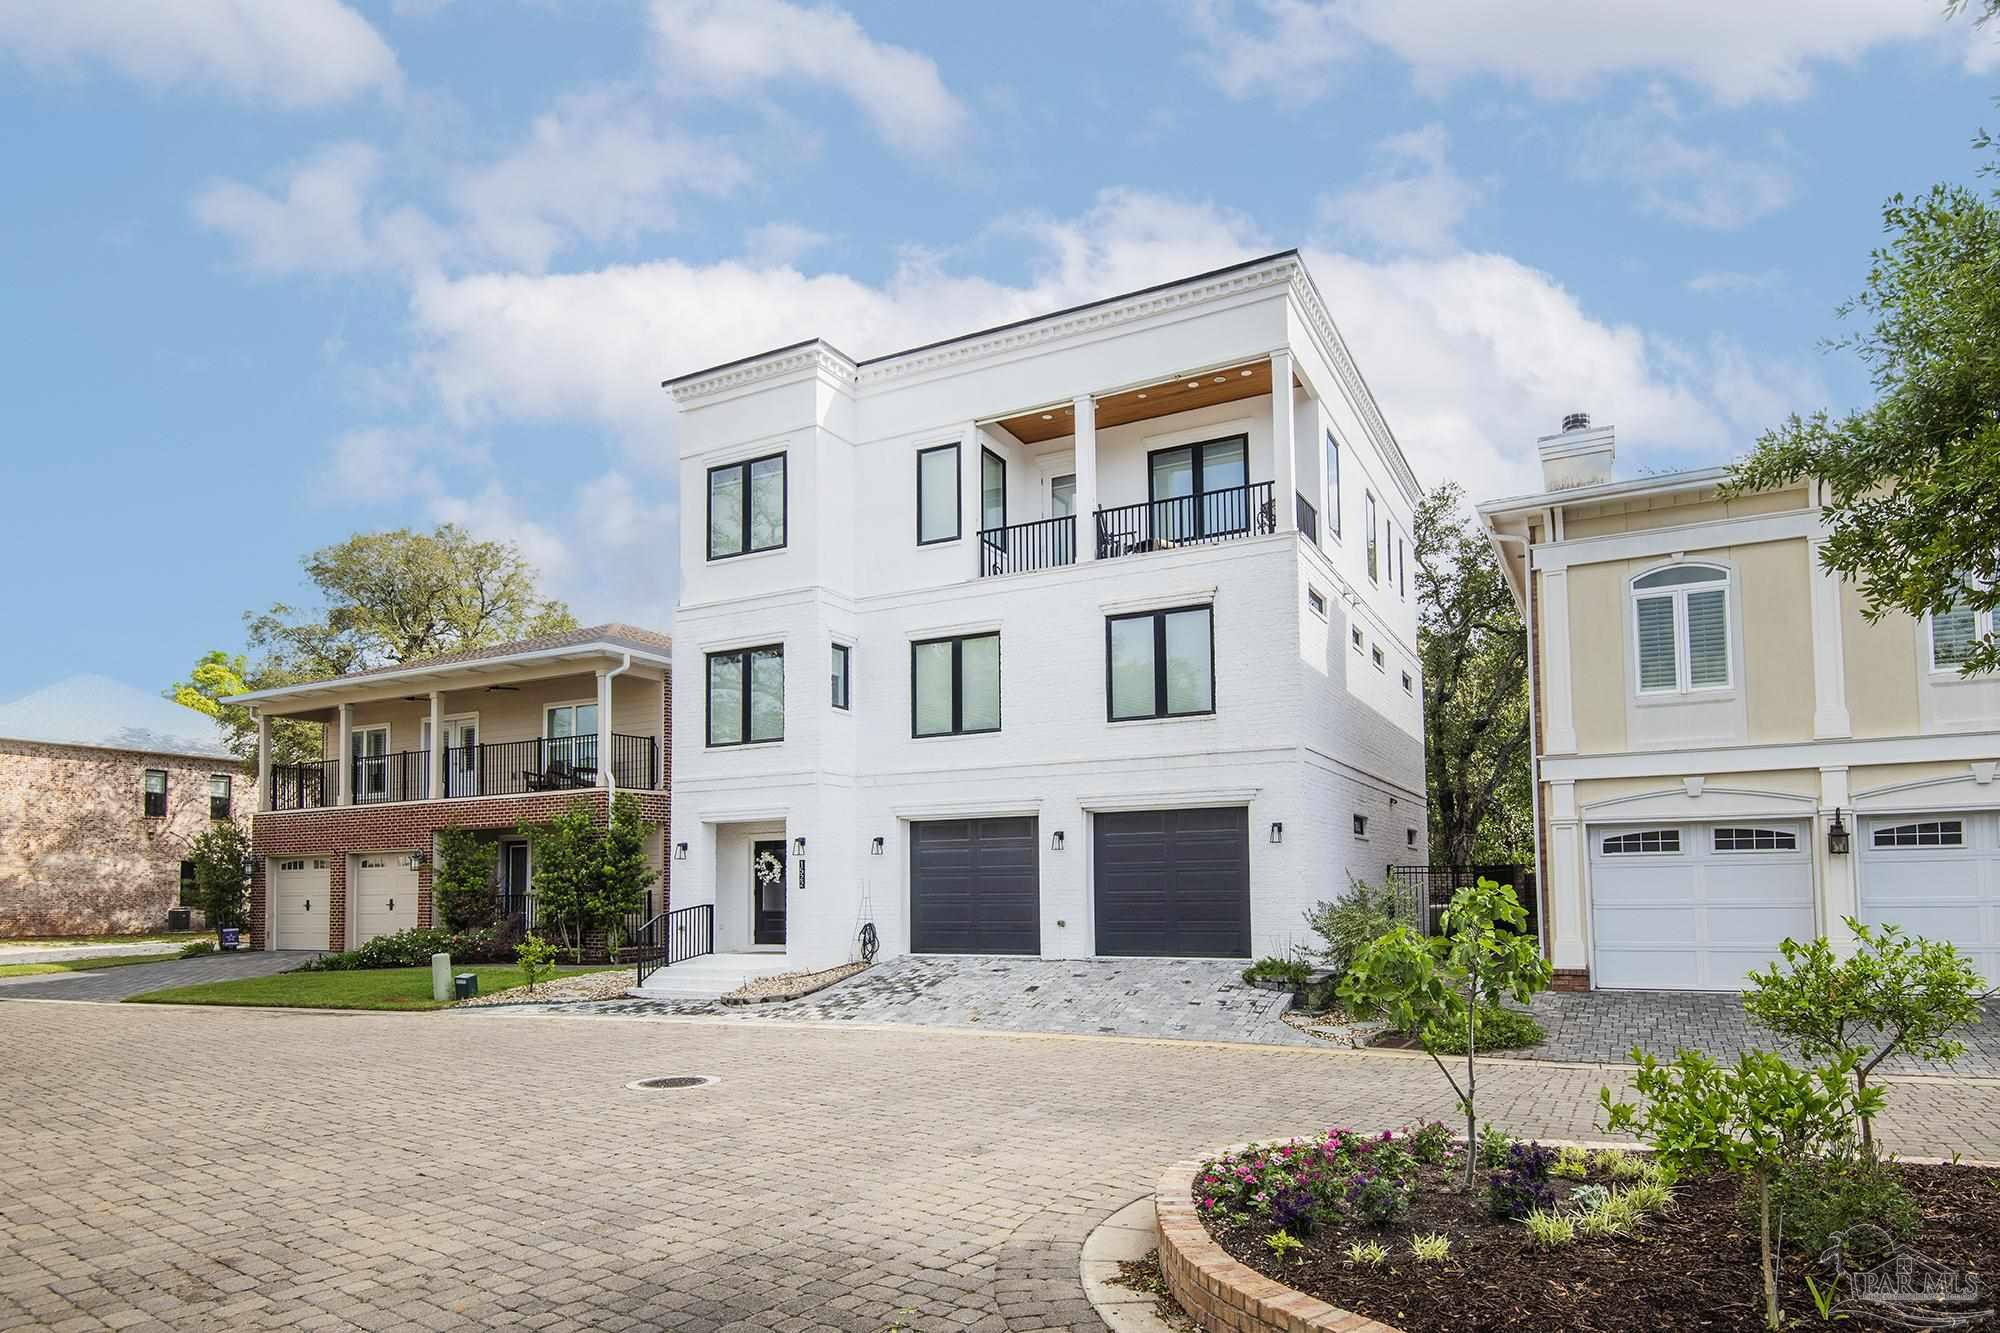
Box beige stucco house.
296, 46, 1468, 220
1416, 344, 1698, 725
0, 676, 255, 936
1480, 416, 1999, 992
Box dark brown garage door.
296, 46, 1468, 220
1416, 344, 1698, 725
910, 818, 1040, 954
1094, 807, 1251, 958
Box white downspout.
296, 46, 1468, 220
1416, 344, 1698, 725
1488, 526, 1547, 959
601, 652, 633, 802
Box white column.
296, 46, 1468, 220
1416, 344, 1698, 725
1809, 536, 1852, 739
1818, 765, 1858, 952
960, 421, 982, 546
1546, 780, 1588, 975
1073, 396, 1097, 562
256, 712, 272, 811
335, 703, 353, 806
595, 669, 613, 789
1540, 568, 1577, 754
1270, 350, 1297, 534
1302, 388, 1327, 549
426, 691, 443, 801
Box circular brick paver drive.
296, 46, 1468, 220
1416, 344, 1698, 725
4, 1004, 1998, 1333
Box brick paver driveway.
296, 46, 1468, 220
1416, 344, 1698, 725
5, 1005, 2000, 1332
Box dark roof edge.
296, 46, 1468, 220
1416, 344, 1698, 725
661, 338, 852, 389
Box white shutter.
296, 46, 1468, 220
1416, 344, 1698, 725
1932, 605, 1977, 669
1636, 595, 1678, 691
1686, 588, 1729, 687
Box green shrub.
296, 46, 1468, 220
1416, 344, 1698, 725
301, 923, 517, 971
1304, 879, 1404, 977
177, 939, 215, 959
1477, 1123, 1513, 1169
1422, 1003, 1546, 1054
1242, 956, 1312, 985
516, 933, 558, 992
1551, 1146, 1591, 1179
1405, 1120, 1454, 1165
1523, 1208, 1575, 1247
432, 826, 498, 932
188, 822, 252, 937
1749, 1149, 1917, 1257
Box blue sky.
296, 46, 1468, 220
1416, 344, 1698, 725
2, 0, 1995, 707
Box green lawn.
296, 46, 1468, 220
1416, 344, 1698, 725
0, 953, 197, 979
124, 963, 620, 1011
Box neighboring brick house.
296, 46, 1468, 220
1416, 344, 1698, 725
224, 625, 672, 952
0, 676, 255, 937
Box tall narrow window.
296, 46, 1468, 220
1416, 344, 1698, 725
1364, 492, 1379, 582
831, 643, 851, 710
1107, 605, 1214, 721
1931, 601, 1982, 671
981, 448, 1006, 535
1631, 564, 1731, 694
143, 769, 167, 817
1324, 430, 1341, 537
911, 632, 1000, 737
707, 453, 786, 559
208, 775, 232, 821
708, 645, 784, 746
917, 444, 960, 544
178, 859, 198, 907
1396, 534, 1406, 598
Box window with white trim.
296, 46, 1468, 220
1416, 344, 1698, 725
1324, 430, 1342, 538
1930, 601, 1993, 672
1632, 564, 1730, 695
1401, 670, 1413, 694
1713, 827, 1797, 852
1602, 829, 1680, 855
1307, 587, 1327, 618
1351, 626, 1363, 651
1365, 491, 1379, 582
1352, 814, 1369, 838
1371, 645, 1385, 671
1872, 820, 1964, 848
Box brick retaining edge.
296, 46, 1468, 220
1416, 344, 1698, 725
1156, 1155, 1401, 1333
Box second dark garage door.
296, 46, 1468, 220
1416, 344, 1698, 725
1094, 807, 1251, 958
910, 818, 1040, 954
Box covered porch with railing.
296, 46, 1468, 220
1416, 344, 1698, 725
268, 732, 661, 810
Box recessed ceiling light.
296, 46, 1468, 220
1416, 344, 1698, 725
1213, 375, 1227, 383
1186, 380, 1201, 389
1041, 413, 1053, 420
1064, 407, 1072, 413
1136, 392, 1148, 399
1240, 369, 1253, 377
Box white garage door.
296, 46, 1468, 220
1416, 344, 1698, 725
353, 852, 419, 945
1858, 813, 2000, 988
1589, 821, 1816, 991
272, 858, 329, 951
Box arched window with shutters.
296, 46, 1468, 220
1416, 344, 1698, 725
1630, 563, 1732, 695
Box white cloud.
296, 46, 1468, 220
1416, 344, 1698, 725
0, 0, 399, 108
1572, 99, 1796, 230
1685, 268, 1784, 295
743, 221, 831, 268
191, 143, 389, 275
452, 89, 750, 271
650, 0, 968, 156
1318, 125, 1487, 255
322, 425, 489, 502
1186, 0, 1981, 105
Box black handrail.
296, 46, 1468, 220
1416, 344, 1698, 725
1095, 480, 1276, 559
977, 514, 1075, 576
1296, 492, 1318, 543
269, 759, 337, 810
635, 903, 715, 986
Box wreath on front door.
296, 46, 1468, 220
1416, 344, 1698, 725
755, 850, 784, 888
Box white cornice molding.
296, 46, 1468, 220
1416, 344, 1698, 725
1542, 731, 2000, 782
668, 342, 858, 406
1283, 267, 1423, 506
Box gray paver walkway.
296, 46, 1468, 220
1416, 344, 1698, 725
1525, 990, 2000, 1076
2, 1002, 1997, 1332
0, 948, 313, 1001
527, 954, 1314, 1045
0, 940, 182, 964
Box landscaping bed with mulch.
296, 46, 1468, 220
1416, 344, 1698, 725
719, 961, 867, 1005
1195, 1131, 2000, 1332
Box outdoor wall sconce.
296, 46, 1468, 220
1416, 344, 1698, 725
792, 836, 806, 858
1269, 822, 1284, 844
674, 842, 688, 861
870, 836, 884, 856
1827, 808, 1851, 856
1050, 830, 1064, 851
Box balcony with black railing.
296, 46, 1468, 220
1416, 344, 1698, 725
977, 514, 1075, 577
269, 733, 661, 810
269, 759, 338, 810
1094, 480, 1276, 560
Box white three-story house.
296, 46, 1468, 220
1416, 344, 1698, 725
661, 252, 1427, 973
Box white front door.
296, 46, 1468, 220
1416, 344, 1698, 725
1588, 820, 1815, 990
272, 858, 329, 951
1857, 812, 2000, 987
353, 853, 420, 945
421, 716, 479, 797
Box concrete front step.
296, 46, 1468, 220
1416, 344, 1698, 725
632, 951, 794, 1000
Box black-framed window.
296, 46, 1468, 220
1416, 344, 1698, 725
831, 643, 851, 710
1353, 814, 1369, 838
1106, 604, 1214, 721
981, 448, 1006, 536
917, 443, 960, 544
707, 453, 787, 559
1365, 491, 1379, 582
1397, 534, 1406, 598
1307, 587, 1327, 618
143, 769, 167, 818
1148, 435, 1249, 541
208, 774, 231, 820
1324, 429, 1342, 537
178, 860, 197, 907
911, 632, 1000, 737
707, 645, 784, 746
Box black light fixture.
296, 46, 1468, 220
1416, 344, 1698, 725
1827, 808, 1851, 856
1050, 830, 1064, 851
1269, 821, 1284, 844
870, 836, 884, 856
673, 842, 687, 861
792, 836, 806, 858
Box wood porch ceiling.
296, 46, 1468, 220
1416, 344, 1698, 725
992, 359, 1290, 445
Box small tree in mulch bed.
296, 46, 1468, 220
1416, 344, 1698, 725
1602, 1047, 1882, 1332
1743, 917, 1989, 1153
1339, 878, 1552, 1189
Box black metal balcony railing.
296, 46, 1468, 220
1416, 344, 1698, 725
269, 759, 338, 810
1095, 480, 1276, 560
977, 514, 1075, 577
352, 749, 428, 805
1296, 492, 1318, 544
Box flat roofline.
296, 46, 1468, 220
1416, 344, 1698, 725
222, 639, 672, 708
660, 249, 1302, 390
1477, 465, 1735, 518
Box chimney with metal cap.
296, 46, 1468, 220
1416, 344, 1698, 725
1538, 411, 1615, 490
